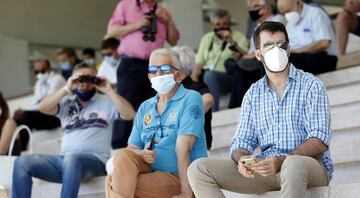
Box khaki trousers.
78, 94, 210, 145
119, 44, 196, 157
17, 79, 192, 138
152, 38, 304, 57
188, 155, 329, 198
105, 149, 181, 198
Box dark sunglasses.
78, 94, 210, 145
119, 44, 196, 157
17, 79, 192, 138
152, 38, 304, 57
101, 52, 113, 57
77, 75, 102, 85
148, 64, 177, 74
34, 69, 47, 75
262, 40, 289, 51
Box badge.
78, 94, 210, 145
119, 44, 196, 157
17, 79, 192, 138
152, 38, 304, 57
144, 114, 152, 126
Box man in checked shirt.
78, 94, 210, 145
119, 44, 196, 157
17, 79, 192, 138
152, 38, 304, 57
188, 21, 332, 198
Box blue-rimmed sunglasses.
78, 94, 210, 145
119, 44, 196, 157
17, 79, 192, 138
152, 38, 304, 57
148, 64, 177, 74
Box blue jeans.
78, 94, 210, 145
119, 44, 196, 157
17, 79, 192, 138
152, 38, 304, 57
203, 70, 233, 112
12, 154, 106, 198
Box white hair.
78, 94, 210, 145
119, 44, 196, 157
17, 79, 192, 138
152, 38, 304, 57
149, 48, 183, 70
171, 46, 196, 76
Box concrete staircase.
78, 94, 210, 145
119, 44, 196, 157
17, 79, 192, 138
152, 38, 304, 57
210, 66, 360, 197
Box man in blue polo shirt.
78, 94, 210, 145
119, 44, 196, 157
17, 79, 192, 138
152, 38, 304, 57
105, 48, 208, 198
277, 0, 337, 75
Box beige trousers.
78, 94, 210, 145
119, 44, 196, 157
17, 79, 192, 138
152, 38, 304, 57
188, 155, 329, 198
105, 149, 181, 198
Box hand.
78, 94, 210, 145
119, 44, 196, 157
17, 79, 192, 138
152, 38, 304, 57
237, 157, 255, 178
136, 15, 151, 29
217, 29, 234, 43
13, 109, 24, 120
65, 74, 80, 92
252, 156, 285, 177
142, 147, 156, 164
231, 51, 243, 61
156, 9, 171, 23
94, 77, 112, 95
172, 192, 193, 198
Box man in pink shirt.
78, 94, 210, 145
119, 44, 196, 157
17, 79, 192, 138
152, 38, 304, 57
106, 0, 179, 149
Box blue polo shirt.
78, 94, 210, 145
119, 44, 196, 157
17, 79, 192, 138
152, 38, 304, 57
287, 3, 336, 56
128, 85, 208, 173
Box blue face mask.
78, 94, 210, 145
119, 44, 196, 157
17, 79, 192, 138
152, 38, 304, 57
60, 61, 71, 70
73, 89, 96, 101
104, 56, 119, 67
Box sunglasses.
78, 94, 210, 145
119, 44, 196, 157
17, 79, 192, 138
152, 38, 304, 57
262, 40, 288, 51
34, 69, 47, 75
101, 52, 113, 57
148, 64, 177, 74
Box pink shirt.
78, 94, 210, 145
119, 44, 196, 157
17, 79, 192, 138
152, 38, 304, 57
108, 0, 172, 60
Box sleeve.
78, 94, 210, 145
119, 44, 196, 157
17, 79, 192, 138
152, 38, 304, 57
56, 96, 70, 119
312, 10, 333, 42
107, 1, 126, 30
49, 75, 66, 96
304, 81, 331, 145
177, 92, 205, 138
234, 32, 249, 54
127, 104, 145, 148
195, 34, 209, 66
230, 87, 258, 154
106, 97, 120, 121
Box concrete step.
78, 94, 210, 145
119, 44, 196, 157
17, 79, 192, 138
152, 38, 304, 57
223, 183, 360, 198
32, 176, 106, 198
317, 65, 360, 89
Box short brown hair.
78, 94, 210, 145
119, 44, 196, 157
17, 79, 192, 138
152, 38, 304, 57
253, 21, 289, 49
57, 48, 77, 58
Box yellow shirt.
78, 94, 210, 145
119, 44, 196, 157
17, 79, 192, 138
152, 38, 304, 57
196, 30, 248, 73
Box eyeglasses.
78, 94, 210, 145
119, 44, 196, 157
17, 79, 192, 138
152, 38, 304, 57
262, 40, 288, 51
34, 69, 47, 75
148, 64, 177, 74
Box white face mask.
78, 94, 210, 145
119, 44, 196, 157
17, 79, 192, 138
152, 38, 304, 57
262, 46, 289, 73
104, 56, 119, 67
285, 11, 300, 25
150, 74, 176, 95
36, 72, 49, 81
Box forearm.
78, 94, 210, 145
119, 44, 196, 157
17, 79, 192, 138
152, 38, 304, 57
107, 90, 135, 121
107, 23, 140, 38
289, 138, 328, 157
166, 20, 179, 46
39, 86, 67, 115
127, 145, 144, 156
231, 149, 250, 163
294, 40, 330, 54
191, 64, 203, 81
177, 150, 193, 196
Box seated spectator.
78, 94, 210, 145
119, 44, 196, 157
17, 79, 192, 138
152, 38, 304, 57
82, 48, 99, 69
0, 59, 66, 155
0, 92, 21, 155
336, 0, 360, 56
229, 0, 286, 108
188, 21, 332, 198
105, 48, 208, 198
57, 48, 81, 80
172, 45, 214, 150
192, 9, 248, 112
278, 0, 337, 75
11, 63, 135, 198
98, 38, 121, 88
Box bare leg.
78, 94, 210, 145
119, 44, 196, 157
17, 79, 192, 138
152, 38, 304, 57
336, 10, 358, 56
0, 118, 17, 155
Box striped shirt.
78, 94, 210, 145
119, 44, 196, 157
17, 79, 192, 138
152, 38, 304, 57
230, 65, 333, 179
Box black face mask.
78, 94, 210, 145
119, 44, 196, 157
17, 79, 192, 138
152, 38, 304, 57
213, 27, 231, 39
249, 8, 262, 21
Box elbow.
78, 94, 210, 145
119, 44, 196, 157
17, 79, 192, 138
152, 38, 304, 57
318, 40, 330, 52
203, 93, 215, 113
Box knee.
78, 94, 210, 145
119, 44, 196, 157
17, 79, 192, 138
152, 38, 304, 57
280, 155, 306, 180
113, 149, 138, 166
203, 71, 217, 83
187, 158, 208, 183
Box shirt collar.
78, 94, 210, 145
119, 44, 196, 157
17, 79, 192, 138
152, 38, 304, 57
262, 64, 298, 90
299, 3, 308, 21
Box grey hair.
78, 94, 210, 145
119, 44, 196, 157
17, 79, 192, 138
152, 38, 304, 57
210, 8, 231, 22
73, 62, 97, 74
149, 48, 183, 70
171, 46, 196, 76
247, 0, 277, 14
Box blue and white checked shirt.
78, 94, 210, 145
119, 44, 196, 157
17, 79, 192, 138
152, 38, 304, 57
230, 65, 333, 180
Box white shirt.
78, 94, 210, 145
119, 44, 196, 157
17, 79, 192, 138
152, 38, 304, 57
33, 71, 66, 109
286, 3, 337, 56
97, 59, 119, 84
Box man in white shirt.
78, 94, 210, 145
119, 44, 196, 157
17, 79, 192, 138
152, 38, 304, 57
278, 0, 337, 75
97, 38, 121, 88
0, 59, 66, 154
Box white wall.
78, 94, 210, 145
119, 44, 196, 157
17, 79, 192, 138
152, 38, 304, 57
164, 0, 204, 49
0, 35, 30, 98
